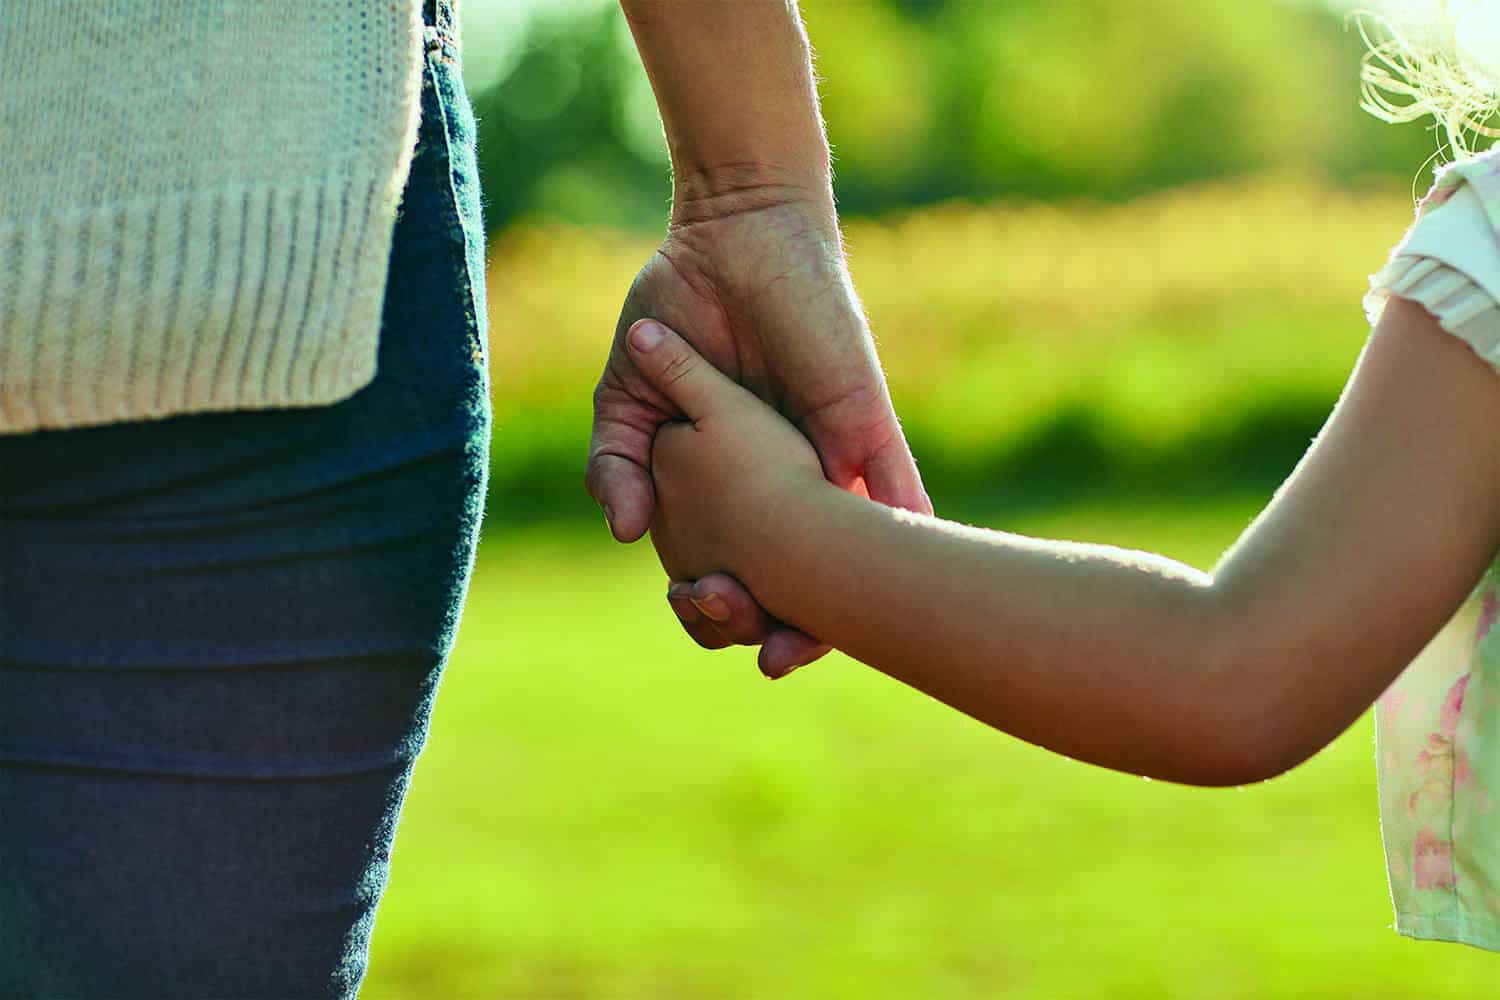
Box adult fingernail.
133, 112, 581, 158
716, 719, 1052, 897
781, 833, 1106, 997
690, 593, 729, 622
628, 320, 666, 353
667, 581, 691, 599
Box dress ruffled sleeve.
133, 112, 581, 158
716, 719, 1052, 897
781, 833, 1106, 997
1364, 178, 1500, 372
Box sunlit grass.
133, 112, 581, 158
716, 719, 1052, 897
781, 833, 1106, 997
359, 497, 1490, 999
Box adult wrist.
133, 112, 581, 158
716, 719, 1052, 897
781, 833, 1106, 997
669, 160, 835, 229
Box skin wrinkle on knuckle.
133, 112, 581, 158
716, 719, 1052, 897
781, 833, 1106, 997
596, 371, 675, 435
658, 353, 697, 387
799, 381, 893, 445
861, 428, 912, 474
591, 377, 620, 410
591, 403, 654, 448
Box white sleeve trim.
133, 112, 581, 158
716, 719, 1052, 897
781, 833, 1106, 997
1365, 253, 1500, 371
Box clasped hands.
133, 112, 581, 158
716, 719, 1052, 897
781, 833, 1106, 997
585, 192, 930, 678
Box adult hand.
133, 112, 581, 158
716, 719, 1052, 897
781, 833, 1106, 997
585, 187, 931, 674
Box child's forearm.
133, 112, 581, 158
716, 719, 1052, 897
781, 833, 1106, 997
736, 482, 1257, 787
643, 295, 1500, 790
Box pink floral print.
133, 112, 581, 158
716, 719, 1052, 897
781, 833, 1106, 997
1413, 826, 1458, 891
1477, 589, 1499, 642
1377, 563, 1494, 948
1402, 660, 1477, 910
1406, 673, 1472, 820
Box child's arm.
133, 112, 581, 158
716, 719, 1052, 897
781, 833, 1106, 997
629, 296, 1500, 788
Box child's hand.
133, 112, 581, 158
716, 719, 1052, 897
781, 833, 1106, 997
623, 318, 826, 585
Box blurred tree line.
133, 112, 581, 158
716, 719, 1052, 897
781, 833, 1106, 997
469, 0, 1444, 235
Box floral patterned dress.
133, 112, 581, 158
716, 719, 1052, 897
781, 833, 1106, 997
1365, 148, 1500, 952
1374, 568, 1500, 950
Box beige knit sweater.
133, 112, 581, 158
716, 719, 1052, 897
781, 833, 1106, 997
0, 1, 426, 435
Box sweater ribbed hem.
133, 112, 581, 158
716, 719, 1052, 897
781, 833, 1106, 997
0, 169, 399, 435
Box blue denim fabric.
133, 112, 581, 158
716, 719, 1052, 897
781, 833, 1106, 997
0, 0, 491, 995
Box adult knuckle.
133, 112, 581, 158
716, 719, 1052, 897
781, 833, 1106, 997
802, 378, 888, 428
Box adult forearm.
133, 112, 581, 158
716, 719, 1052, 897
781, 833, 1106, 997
735, 484, 1262, 787
619, 0, 832, 219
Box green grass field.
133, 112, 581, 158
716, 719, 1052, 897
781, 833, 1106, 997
358, 494, 1492, 999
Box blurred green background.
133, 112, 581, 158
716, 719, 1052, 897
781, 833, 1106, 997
361, 1, 1496, 996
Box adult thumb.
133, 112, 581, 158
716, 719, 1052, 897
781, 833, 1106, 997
625, 319, 744, 421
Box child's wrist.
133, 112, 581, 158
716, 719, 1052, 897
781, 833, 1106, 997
730, 469, 840, 607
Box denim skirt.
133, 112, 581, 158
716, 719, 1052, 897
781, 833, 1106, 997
0, 0, 491, 995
